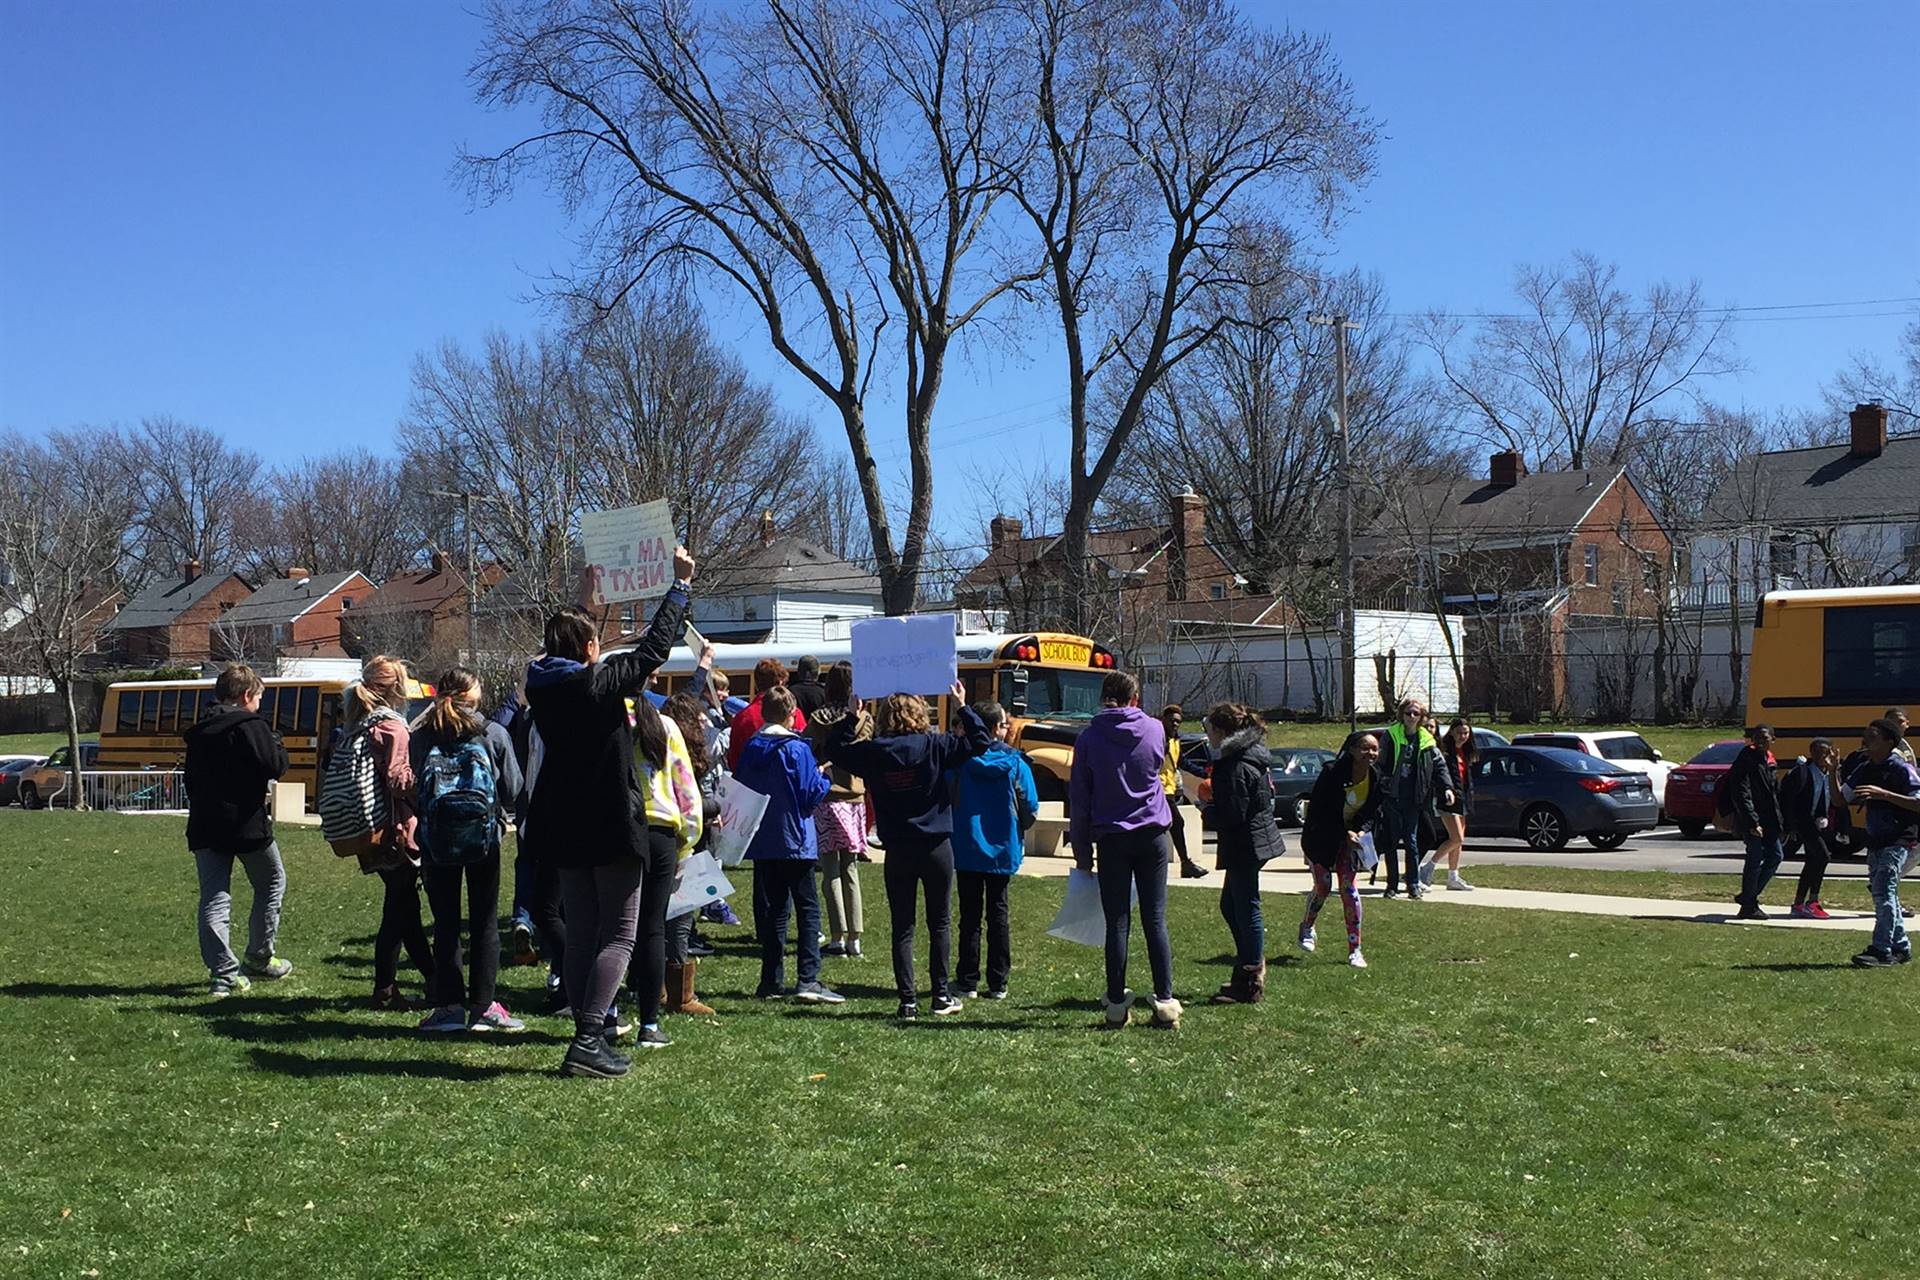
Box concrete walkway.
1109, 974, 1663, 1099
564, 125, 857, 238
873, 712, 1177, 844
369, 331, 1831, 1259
1007, 854, 1879, 933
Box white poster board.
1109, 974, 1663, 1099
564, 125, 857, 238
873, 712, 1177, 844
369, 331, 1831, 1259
850, 613, 958, 698
709, 776, 771, 867
665, 851, 736, 920
582, 500, 677, 605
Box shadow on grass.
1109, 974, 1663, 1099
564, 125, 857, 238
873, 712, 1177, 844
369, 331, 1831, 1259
1731, 962, 1860, 972
247, 1048, 552, 1081
0, 980, 201, 1000
206, 1016, 568, 1047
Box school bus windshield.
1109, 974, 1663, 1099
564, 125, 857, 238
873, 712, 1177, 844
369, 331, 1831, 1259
1004, 668, 1107, 720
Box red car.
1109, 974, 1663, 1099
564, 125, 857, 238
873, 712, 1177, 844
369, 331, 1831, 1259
1664, 740, 1745, 838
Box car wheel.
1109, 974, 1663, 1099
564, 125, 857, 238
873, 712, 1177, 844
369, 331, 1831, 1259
1520, 804, 1570, 851
1675, 820, 1706, 839
1587, 831, 1629, 851
19, 782, 39, 810
1291, 795, 1310, 827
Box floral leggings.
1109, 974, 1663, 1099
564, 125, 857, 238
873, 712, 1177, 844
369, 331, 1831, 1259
1302, 852, 1362, 953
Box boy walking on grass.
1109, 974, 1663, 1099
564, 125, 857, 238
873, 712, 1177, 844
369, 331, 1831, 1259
950, 701, 1039, 1001
183, 664, 292, 997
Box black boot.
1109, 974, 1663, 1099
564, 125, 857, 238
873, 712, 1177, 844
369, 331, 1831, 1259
561, 1031, 631, 1079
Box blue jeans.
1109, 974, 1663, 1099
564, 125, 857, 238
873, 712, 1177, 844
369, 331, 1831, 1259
1868, 844, 1914, 955
1219, 860, 1265, 968
1740, 832, 1784, 906
1096, 827, 1173, 1003
510, 839, 535, 934
1381, 807, 1422, 891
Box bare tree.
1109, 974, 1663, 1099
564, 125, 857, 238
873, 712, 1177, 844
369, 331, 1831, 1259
1823, 311, 1920, 429
117, 416, 263, 587
1005, 0, 1376, 632
468, 0, 1037, 614
1418, 252, 1739, 470
0, 430, 137, 807
240, 450, 428, 584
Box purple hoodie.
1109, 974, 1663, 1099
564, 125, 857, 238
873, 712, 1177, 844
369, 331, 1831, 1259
1069, 705, 1172, 861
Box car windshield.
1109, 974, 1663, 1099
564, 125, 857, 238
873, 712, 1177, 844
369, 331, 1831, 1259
1689, 741, 1745, 766
1003, 668, 1106, 720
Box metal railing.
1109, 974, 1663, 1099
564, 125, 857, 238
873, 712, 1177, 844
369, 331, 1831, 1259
78, 770, 188, 813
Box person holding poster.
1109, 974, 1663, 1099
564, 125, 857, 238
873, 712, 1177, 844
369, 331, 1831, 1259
823, 682, 990, 1021
524, 546, 696, 1080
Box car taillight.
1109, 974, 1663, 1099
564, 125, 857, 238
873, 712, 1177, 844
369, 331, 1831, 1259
1578, 776, 1624, 793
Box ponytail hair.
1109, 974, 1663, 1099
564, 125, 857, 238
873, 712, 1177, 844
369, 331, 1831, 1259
1203, 701, 1263, 738
425, 667, 485, 742
345, 655, 409, 726
633, 695, 669, 772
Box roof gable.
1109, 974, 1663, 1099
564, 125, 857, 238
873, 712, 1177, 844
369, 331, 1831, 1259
1355, 466, 1631, 553
221, 571, 370, 626
105, 569, 248, 631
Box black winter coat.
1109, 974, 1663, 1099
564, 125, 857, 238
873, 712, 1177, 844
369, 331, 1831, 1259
1726, 744, 1783, 835
824, 705, 991, 849
1301, 754, 1386, 868
183, 705, 289, 855
523, 586, 688, 867
1210, 727, 1286, 868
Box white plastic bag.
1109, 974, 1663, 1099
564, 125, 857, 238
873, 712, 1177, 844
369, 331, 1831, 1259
1046, 868, 1108, 947
1355, 831, 1379, 872
666, 850, 735, 920
710, 776, 770, 867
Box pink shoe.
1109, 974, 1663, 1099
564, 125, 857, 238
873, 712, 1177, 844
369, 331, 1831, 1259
1806, 901, 1832, 920
471, 1001, 525, 1032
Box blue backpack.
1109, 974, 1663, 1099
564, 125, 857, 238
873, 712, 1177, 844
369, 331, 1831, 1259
418, 738, 499, 866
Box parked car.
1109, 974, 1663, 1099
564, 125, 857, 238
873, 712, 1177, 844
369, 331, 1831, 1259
17, 742, 100, 809
0, 755, 47, 806
1661, 740, 1745, 839
1173, 738, 1334, 827
1509, 730, 1674, 814
1468, 745, 1660, 850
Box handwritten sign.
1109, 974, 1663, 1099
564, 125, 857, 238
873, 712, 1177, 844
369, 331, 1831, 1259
582, 500, 677, 605
850, 613, 958, 698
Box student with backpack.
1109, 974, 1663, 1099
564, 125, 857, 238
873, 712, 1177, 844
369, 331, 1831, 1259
523, 547, 696, 1079
320, 654, 433, 1009
824, 682, 989, 1021
183, 663, 293, 997
949, 701, 1039, 1002
1202, 702, 1285, 1004
411, 668, 524, 1034
733, 685, 840, 1004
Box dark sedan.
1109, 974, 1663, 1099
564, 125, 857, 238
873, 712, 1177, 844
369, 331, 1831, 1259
0, 755, 45, 806
1175, 738, 1333, 827
1469, 746, 1660, 851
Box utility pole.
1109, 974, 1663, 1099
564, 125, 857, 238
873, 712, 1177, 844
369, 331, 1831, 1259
427, 489, 497, 665
1308, 312, 1359, 730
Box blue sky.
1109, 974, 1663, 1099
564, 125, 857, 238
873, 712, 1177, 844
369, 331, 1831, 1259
3, 0, 1916, 543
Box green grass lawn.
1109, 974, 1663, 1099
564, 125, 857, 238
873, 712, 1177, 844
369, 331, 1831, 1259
2, 811, 1913, 1278
0, 731, 67, 757
1462, 863, 1878, 915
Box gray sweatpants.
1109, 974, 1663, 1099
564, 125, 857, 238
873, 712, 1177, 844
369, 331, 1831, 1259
195, 844, 286, 981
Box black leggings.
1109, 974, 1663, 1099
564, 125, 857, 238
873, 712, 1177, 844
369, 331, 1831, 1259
884, 838, 955, 1003
373, 866, 433, 990
1097, 826, 1174, 1003
1790, 828, 1832, 903
624, 827, 678, 1026
955, 869, 1011, 994
422, 855, 502, 1013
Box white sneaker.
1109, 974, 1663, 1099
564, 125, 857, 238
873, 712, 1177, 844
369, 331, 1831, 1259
1348, 949, 1368, 969
1448, 873, 1474, 892
1149, 997, 1183, 1029
1418, 859, 1436, 887
1104, 989, 1134, 1028
1298, 924, 1317, 953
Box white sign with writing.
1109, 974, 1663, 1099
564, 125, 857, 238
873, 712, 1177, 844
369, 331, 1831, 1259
850, 613, 959, 698
582, 500, 677, 605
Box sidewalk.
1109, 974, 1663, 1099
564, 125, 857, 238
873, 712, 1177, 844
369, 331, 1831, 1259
1007, 855, 1878, 933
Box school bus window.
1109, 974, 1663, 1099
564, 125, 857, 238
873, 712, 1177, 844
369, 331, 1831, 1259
276, 688, 302, 735
296, 686, 318, 735
158, 690, 178, 732
117, 693, 139, 733
258, 688, 280, 728
193, 689, 214, 722
1825, 605, 1920, 701
139, 691, 161, 734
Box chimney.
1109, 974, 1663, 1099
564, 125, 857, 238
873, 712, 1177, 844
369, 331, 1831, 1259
759, 510, 776, 547
430, 549, 452, 575
182, 558, 201, 585
990, 514, 1023, 549
1490, 450, 1526, 488
286, 566, 311, 580
1851, 402, 1888, 459
1170, 487, 1205, 601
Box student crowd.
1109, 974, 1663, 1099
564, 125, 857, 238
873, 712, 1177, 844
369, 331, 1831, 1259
178, 550, 1920, 1079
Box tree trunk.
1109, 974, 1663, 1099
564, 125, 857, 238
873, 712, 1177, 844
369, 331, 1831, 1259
59, 676, 87, 812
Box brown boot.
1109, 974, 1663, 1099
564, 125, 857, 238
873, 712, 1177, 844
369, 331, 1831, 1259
1209, 966, 1247, 1005
1244, 961, 1266, 1004
677, 960, 716, 1016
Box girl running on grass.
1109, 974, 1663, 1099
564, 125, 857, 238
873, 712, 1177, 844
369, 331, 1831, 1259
1298, 731, 1385, 969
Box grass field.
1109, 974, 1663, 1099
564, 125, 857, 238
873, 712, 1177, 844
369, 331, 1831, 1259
3, 811, 1915, 1278
0, 731, 66, 758
1462, 863, 1879, 915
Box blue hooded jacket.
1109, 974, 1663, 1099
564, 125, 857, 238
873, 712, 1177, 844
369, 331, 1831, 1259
733, 727, 831, 861
950, 742, 1039, 875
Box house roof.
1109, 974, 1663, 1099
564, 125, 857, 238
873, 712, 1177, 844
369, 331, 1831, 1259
105, 569, 247, 632
959, 526, 1178, 590
1351, 466, 1631, 556
1703, 436, 1920, 528
706, 538, 881, 597
1165, 595, 1293, 628
222, 571, 368, 627
352, 561, 502, 618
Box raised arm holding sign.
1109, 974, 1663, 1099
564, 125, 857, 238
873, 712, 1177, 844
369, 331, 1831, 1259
849, 614, 959, 698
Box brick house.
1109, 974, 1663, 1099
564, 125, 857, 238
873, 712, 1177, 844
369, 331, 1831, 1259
343, 551, 504, 669
103, 561, 253, 668
216, 568, 372, 665
954, 490, 1288, 659
1353, 451, 1671, 716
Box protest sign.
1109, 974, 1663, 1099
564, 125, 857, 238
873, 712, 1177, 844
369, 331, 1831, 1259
582, 500, 677, 605
665, 851, 736, 920
710, 775, 771, 867
850, 613, 958, 698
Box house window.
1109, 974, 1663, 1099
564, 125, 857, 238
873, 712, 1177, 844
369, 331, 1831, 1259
1583, 544, 1598, 587
620, 604, 636, 632
1611, 581, 1627, 617
1642, 560, 1660, 591
744, 603, 758, 621
340, 597, 354, 611
1769, 534, 1796, 579
1209, 583, 1226, 601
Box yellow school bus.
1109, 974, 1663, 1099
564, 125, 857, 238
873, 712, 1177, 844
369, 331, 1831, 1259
1746, 586, 1920, 758
639, 630, 1117, 802
100, 676, 436, 807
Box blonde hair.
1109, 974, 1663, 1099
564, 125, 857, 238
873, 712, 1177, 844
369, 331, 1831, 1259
709, 670, 731, 696
874, 693, 931, 737
424, 666, 484, 742
345, 655, 409, 725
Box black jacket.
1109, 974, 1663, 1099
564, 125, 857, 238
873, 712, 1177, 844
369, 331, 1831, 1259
824, 704, 991, 849
1302, 754, 1386, 868
1209, 727, 1285, 868
523, 586, 688, 867
1778, 758, 1832, 839
1439, 741, 1475, 815
1726, 744, 1783, 835
788, 677, 828, 718
1378, 724, 1450, 815
183, 705, 289, 855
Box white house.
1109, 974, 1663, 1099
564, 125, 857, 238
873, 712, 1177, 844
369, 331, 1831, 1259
694, 516, 884, 645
